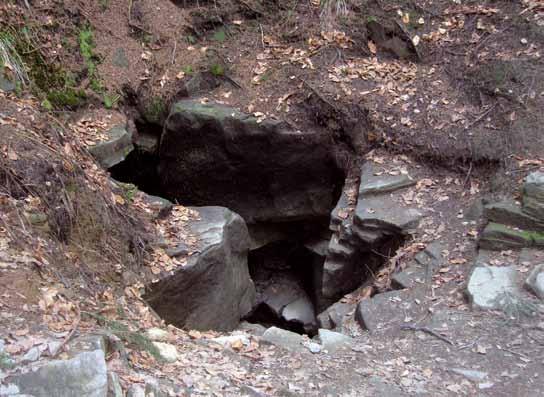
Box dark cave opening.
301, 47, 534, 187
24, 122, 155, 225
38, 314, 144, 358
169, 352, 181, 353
109, 117, 403, 335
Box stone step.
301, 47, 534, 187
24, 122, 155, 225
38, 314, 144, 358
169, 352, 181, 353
484, 201, 544, 231
479, 222, 544, 251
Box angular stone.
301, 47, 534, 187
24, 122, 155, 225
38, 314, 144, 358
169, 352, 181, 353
0, 70, 16, 93
112, 48, 129, 69
355, 290, 415, 332
152, 342, 178, 363
159, 100, 343, 223
525, 264, 544, 299
108, 372, 123, 397
282, 295, 316, 333
392, 242, 442, 289
450, 368, 488, 382
237, 322, 267, 336
327, 234, 355, 258
144, 206, 255, 331
359, 163, 415, 195
145, 328, 170, 342
134, 132, 160, 155
88, 125, 133, 169
322, 258, 363, 299
479, 223, 535, 250
466, 265, 521, 310
211, 334, 250, 348
261, 327, 307, 353
523, 171, 544, 220
317, 301, 354, 331
484, 201, 544, 231
10, 350, 108, 397
354, 196, 424, 234
317, 329, 354, 353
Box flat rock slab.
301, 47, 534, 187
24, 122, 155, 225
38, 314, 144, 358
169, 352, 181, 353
317, 329, 354, 353
466, 265, 522, 310
144, 206, 255, 331
484, 201, 544, 231
392, 242, 443, 289
478, 222, 544, 250
355, 289, 420, 333
261, 327, 307, 354
354, 196, 424, 234
317, 301, 355, 331
525, 264, 544, 299
88, 125, 133, 169
522, 171, 544, 220
359, 162, 416, 196
9, 349, 108, 397
159, 100, 343, 223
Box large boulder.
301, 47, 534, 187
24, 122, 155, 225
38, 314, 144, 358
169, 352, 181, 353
158, 100, 344, 223
144, 206, 256, 331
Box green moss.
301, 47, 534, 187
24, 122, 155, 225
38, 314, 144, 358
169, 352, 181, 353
47, 87, 87, 109
0, 352, 14, 370
82, 311, 164, 362
182, 65, 194, 75
119, 182, 138, 203
143, 97, 167, 124
209, 63, 225, 77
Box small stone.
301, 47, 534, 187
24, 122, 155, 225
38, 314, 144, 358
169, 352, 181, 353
317, 329, 354, 353
152, 342, 178, 363
127, 384, 146, 397
112, 47, 129, 69
450, 368, 488, 382
525, 264, 544, 299
145, 328, 170, 342
305, 342, 322, 354
261, 327, 306, 353
21, 346, 40, 363
0, 339, 4, 353
211, 334, 250, 348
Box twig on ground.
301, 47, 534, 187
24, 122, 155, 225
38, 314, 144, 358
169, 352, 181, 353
400, 323, 454, 345
51, 304, 81, 357
465, 104, 497, 130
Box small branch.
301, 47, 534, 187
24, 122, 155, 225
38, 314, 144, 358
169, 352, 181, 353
51, 304, 81, 357
465, 104, 497, 130
400, 323, 454, 345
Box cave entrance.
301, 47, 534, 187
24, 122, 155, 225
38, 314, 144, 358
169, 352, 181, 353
244, 239, 327, 337
107, 112, 404, 336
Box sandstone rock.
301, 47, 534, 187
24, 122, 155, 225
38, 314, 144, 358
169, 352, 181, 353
211, 334, 250, 348
525, 264, 544, 299
88, 125, 133, 169
354, 196, 424, 234
317, 329, 354, 352
466, 265, 521, 310
484, 201, 544, 231
522, 171, 544, 220
479, 223, 539, 250
10, 349, 108, 397
152, 342, 178, 363
144, 206, 255, 331
261, 327, 307, 353
145, 328, 170, 342
450, 368, 488, 383
107, 372, 123, 397
237, 322, 267, 336
317, 301, 354, 331
359, 170, 415, 196
355, 290, 416, 332
159, 100, 343, 223
392, 242, 442, 289
282, 296, 316, 333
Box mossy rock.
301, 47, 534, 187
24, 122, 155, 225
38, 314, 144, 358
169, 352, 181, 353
479, 222, 544, 251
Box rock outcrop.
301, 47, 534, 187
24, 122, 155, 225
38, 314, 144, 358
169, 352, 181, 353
88, 125, 134, 169
144, 206, 256, 331
158, 100, 344, 224
322, 163, 423, 300
479, 172, 544, 251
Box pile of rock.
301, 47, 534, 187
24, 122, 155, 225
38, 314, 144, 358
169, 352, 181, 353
479, 171, 544, 250
321, 162, 424, 301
